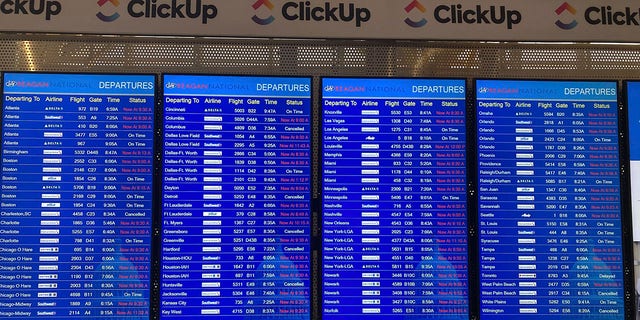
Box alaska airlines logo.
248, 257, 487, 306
405, 0, 427, 28
555, 2, 577, 30
97, 0, 120, 22
252, 0, 275, 25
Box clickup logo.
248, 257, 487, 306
555, 2, 578, 30
97, 0, 120, 21
252, 0, 275, 25
405, 0, 427, 28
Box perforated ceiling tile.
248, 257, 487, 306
199, 44, 278, 69
0, 35, 639, 79
518, 49, 579, 70
590, 49, 640, 71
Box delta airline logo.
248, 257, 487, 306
555, 2, 578, 30
252, 0, 275, 25
97, 0, 120, 22
405, 0, 427, 28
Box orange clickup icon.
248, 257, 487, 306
555, 2, 578, 30
252, 0, 276, 25
97, 0, 120, 22
405, 0, 427, 28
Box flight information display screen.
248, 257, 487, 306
626, 82, 640, 241
321, 78, 469, 319
476, 80, 624, 319
160, 75, 312, 319
0, 73, 154, 319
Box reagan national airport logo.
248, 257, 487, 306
97, 0, 120, 22
405, 0, 427, 28
555, 2, 578, 30
252, 0, 275, 25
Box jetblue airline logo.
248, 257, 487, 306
252, 0, 275, 25
97, 0, 120, 22
405, 0, 427, 28
555, 2, 578, 30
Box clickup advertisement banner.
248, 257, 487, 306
5, 0, 640, 41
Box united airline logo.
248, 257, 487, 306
405, 0, 427, 28
555, 2, 578, 30
252, 0, 275, 25
97, 0, 120, 22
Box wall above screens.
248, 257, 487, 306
6, 0, 640, 42
0, 72, 635, 320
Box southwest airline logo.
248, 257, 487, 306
555, 2, 578, 30
252, 0, 275, 25
97, 0, 120, 22
405, 0, 427, 28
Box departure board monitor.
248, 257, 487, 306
0, 73, 154, 319
321, 78, 469, 319
476, 80, 624, 319
161, 75, 312, 319
626, 82, 640, 241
